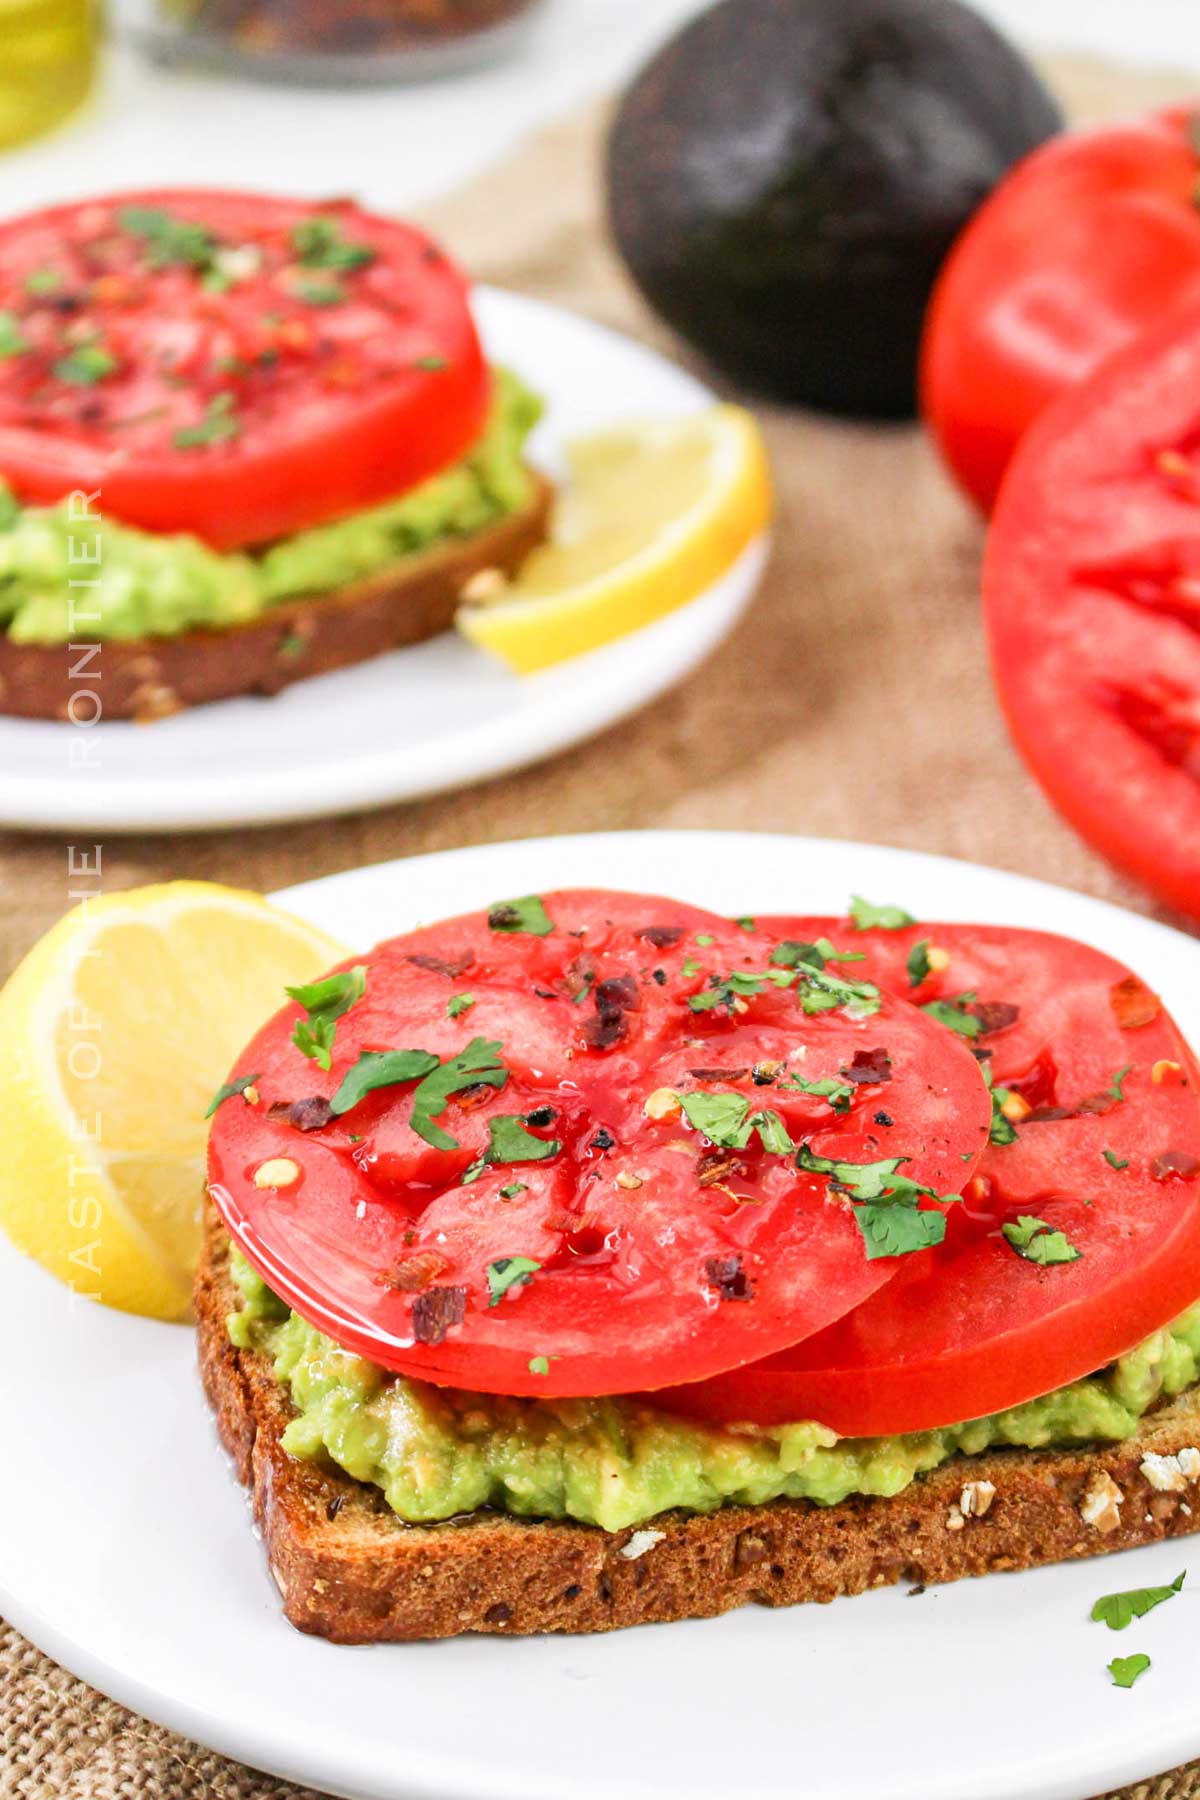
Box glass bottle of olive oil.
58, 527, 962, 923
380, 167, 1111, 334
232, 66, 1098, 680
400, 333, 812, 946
0, 0, 99, 151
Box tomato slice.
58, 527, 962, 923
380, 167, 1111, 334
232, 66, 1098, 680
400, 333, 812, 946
664, 913, 1200, 1435
207, 890, 992, 1398
0, 190, 490, 549
984, 297, 1200, 920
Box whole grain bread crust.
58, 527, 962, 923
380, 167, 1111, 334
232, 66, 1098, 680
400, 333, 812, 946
0, 472, 551, 722
196, 1209, 1200, 1642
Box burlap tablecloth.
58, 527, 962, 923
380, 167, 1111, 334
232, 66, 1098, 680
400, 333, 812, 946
3, 49, 1198, 1800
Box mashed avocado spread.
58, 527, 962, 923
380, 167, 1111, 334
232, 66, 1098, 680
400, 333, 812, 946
0, 370, 541, 645
227, 1250, 1200, 1534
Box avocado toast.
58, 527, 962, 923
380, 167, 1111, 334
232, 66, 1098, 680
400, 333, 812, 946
200, 889, 1200, 1639
0, 190, 549, 720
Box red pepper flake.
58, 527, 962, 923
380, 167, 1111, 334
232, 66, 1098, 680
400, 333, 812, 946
1027, 1090, 1120, 1123
594, 975, 641, 1014
407, 951, 474, 978
965, 1001, 1020, 1035
1110, 976, 1161, 1030
411, 1283, 468, 1343
697, 1149, 749, 1187
703, 1253, 754, 1301
1151, 1149, 1200, 1182
268, 1095, 334, 1132
381, 1249, 450, 1292
583, 973, 640, 1050
584, 1011, 627, 1050
842, 1047, 893, 1085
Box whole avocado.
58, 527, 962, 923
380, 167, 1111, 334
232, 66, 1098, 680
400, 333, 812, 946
606, 0, 1062, 417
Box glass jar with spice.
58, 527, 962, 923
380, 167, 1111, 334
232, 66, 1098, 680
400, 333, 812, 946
136, 0, 546, 83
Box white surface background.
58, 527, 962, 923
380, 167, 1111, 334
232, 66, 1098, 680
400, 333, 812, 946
1, 0, 1196, 222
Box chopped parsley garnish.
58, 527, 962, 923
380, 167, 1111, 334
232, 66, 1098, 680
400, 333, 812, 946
906, 939, 932, 986
735, 916, 756, 931
781, 1074, 857, 1114
922, 993, 983, 1039
1108, 1653, 1151, 1689
294, 279, 345, 307
500, 1183, 528, 1199
447, 993, 475, 1018
677, 1090, 793, 1155
691, 958, 881, 1020
794, 1145, 959, 1260
571, 972, 594, 1005
291, 215, 376, 271
409, 1037, 508, 1150
487, 894, 554, 936
528, 1354, 550, 1375
854, 1203, 947, 1260
681, 955, 701, 978
688, 970, 771, 1012
173, 392, 239, 449
798, 965, 881, 1019
1091, 1571, 1184, 1632
484, 1113, 562, 1165
414, 353, 448, 370
770, 937, 865, 971
1108, 1064, 1134, 1102
989, 1088, 1019, 1146
486, 1256, 540, 1306
0, 311, 28, 358
204, 1071, 261, 1119
1103, 1149, 1130, 1171
286, 965, 368, 1070
750, 1109, 795, 1155
24, 267, 61, 296
695, 933, 715, 946
330, 1048, 439, 1115
794, 1146, 905, 1198
120, 205, 217, 271
54, 344, 116, 385
1001, 1215, 1081, 1265
849, 895, 916, 932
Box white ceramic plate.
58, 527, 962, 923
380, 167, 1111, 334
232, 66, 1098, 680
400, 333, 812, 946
0, 293, 767, 835
4, 831, 1200, 1800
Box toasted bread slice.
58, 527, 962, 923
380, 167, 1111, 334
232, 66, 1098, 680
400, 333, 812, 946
196, 1209, 1200, 1643
0, 471, 552, 722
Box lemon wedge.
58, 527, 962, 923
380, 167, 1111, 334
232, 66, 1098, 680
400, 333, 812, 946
0, 882, 346, 1321
456, 404, 772, 673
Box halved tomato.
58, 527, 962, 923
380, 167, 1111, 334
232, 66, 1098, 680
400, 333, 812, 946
984, 298, 1200, 920
922, 107, 1200, 512
664, 911, 1200, 1435
0, 190, 489, 548
207, 890, 991, 1398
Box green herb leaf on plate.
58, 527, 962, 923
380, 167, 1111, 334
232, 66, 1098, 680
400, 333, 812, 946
1092, 1572, 1184, 1632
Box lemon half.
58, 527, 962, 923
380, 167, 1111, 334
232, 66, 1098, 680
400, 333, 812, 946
456, 404, 772, 673
0, 882, 346, 1320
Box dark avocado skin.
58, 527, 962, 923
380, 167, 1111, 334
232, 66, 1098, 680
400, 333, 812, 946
606, 0, 1062, 417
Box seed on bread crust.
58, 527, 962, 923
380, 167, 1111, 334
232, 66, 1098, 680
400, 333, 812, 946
1079, 1470, 1123, 1532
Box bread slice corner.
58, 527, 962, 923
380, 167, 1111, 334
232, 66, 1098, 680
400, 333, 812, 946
0, 471, 552, 722
196, 1210, 1200, 1642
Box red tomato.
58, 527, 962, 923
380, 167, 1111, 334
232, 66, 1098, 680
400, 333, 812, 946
922, 108, 1200, 511
984, 298, 1200, 920
0, 190, 490, 549
664, 914, 1200, 1436
207, 891, 992, 1398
